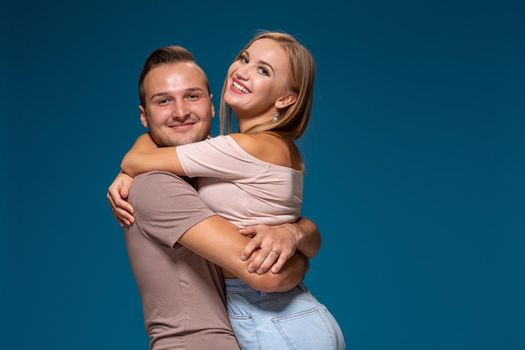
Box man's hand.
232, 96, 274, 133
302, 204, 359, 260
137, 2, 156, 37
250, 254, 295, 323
239, 223, 301, 275
107, 172, 135, 226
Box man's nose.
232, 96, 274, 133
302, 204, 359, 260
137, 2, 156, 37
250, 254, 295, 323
172, 100, 190, 119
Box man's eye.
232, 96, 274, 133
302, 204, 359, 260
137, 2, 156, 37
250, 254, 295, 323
187, 95, 200, 101
158, 98, 169, 105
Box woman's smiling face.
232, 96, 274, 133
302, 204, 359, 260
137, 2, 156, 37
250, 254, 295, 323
224, 38, 293, 119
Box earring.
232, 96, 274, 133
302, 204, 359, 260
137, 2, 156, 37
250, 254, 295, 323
272, 111, 280, 123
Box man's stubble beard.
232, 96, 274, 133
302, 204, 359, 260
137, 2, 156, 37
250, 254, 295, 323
149, 129, 206, 148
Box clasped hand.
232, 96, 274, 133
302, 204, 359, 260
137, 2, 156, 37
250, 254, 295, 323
239, 224, 300, 274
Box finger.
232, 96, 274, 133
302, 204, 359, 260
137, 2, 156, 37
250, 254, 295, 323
118, 218, 131, 227
111, 191, 134, 214
256, 250, 280, 274
108, 194, 131, 226
238, 227, 256, 238
108, 193, 129, 220
239, 226, 257, 235
239, 230, 255, 237
118, 199, 134, 215
109, 185, 134, 214
114, 207, 134, 225
107, 186, 119, 206
107, 193, 121, 217
107, 192, 116, 209
120, 179, 131, 199
271, 253, 290, 274
240, 235, 263, 261
248, 248, 271, 273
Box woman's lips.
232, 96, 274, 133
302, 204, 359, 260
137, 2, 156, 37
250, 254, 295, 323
230, 78, 251, 94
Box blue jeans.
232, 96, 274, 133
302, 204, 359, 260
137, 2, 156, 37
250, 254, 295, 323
225, 279, 346, 349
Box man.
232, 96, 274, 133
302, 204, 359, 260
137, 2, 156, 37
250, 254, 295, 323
107, 46, 319, 349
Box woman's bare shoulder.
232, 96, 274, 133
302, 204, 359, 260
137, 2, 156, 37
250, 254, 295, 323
230, 133, 293, 168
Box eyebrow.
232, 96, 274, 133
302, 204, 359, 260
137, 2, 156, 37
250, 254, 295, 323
258, 59, 275, 74
185, 87, 206, 93
150, 88, 206, 100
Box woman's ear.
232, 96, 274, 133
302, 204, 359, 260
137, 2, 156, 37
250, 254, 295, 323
275, 92, 298, 109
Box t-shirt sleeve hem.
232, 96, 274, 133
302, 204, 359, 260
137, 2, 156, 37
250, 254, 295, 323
165, 210, 216, 247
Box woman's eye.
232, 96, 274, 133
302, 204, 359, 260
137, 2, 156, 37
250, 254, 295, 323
240, 55, 249, 64
258, 67, 270, 76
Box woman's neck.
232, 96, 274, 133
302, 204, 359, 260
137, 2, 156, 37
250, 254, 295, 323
235, 109, 273, 133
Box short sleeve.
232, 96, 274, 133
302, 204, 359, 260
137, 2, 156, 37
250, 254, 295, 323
127, 172, 215, 247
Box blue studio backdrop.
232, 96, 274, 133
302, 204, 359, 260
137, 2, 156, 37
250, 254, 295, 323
2, 1, 524, 349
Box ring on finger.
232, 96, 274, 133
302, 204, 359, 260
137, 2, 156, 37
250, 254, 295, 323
270, 249, 281, 255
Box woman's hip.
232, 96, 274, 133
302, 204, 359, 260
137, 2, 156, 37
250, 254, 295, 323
225, 280, 345, 349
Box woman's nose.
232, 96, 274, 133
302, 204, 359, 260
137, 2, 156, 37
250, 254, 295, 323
235, 66, 249, 80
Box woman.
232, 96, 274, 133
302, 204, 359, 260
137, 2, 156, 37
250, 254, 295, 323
113, 32, 345, 349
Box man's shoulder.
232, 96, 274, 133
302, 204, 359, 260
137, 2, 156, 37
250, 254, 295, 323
129, 171, 196, 205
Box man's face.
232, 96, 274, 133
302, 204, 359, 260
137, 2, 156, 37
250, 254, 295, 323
140, 62, 214, 146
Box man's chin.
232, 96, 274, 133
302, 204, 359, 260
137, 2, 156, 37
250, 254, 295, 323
154, 133, 205, 147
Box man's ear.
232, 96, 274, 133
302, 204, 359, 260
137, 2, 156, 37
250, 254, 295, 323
139, 105, 149, 128
275, 92, 298, 109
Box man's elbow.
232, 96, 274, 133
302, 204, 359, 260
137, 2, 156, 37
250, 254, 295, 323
307, 237, 322, 258
244, 255, 307, 292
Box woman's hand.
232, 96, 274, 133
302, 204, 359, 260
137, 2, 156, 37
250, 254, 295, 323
239, 223, 302, 274
107, 172, 135, 226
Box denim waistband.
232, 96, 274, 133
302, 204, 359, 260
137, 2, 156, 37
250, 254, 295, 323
224, 278, 307, 294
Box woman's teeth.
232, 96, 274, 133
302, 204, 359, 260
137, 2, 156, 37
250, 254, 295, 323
233, 81, 249, 94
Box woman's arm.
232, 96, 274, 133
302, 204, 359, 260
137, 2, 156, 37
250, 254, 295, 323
121, 133, 186, 177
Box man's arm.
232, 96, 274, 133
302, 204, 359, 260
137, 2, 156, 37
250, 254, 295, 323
290, 218, 322, 258
128, 172, 307, 293
180, 216, 307, 292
